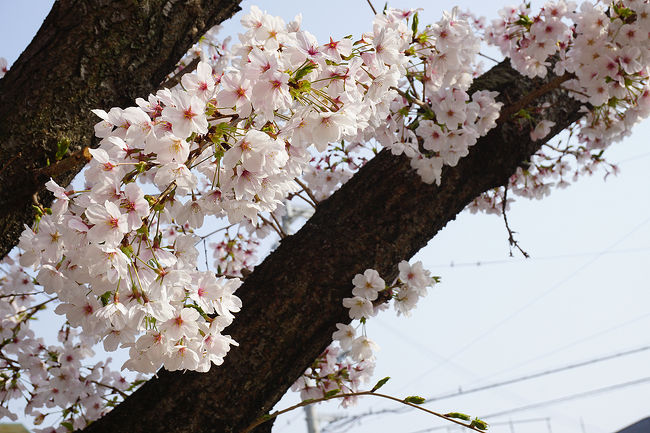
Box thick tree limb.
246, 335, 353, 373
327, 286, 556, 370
80, 61, 583, 433
0, 0, 242, 259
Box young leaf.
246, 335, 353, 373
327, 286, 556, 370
293, 63, 317, 82
371, 376, 390, 392
411, 12, 419, 35
324, 389, 341, 398
55, 138, 71, 161
404, 396, 426, 404
470, 418, 489, 430
99, 291, 113, 307
445, 412, 471, 421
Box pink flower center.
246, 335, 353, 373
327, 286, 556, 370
183, 108, 197, 120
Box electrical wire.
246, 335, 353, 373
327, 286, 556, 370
399, 377, 650, 433
422, 344, 650, 404
466, 311, 650, 387
481, 376, 650, 418
431, 246, 650, 268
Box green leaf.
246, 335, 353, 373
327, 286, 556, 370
61, 421, 75, 432
99, 291, 113, 307
470, 418, 489, 430
293, 62, 317, 82
515, 108, 532, 120
411, 12, 419, 35
324, 389, 340, 398
371, 376, 391, 392
445, 412, 471, 421
127, 379, 148, 391
55, 138, 71, 161
120, 245, 134, 258
32, 205, 44, 216
404, 396, 426, 404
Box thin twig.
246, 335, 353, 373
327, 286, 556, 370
478, 52, 500, 63
92, 380, 129, 399
497, 73, 573, 125
502, 185, 529, 258
291, 191, 318, 208
159, 57, 201, 90
294, 178, 320, 205
259, 215, 285, 239
270, 213, 288, 238
0, 292, 44, 299
392, 86, 430, 111
365, 0, 378, 15
150, 181, 177, 207
241, 391, 486, 433
195, 223, 237, 244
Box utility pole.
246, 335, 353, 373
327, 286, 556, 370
305, 405, 320, 433
276, 200, 318, 433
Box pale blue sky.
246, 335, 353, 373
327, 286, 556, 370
1, 2, 650, 433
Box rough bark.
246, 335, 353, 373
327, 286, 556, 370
0, 0, 242, 259
78, 61, 583, 433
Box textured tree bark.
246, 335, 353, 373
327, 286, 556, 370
79, 61, 583, 433
0, 0, 242, 259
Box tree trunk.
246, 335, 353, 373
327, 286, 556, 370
0, 0, 242, 259
79, 60, 584, 433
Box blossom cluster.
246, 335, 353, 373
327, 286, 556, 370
292, 261, 437, 404
371, 9, 504, 185
210, 232, 259, 277
13, 5, 436, 379
488, 0, 650, 127
470, 0, 650, 214
0, 261, 144, 433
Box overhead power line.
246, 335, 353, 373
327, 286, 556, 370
422, 344, 650, 404
404, 377, 650, 433
481, 375, 650, 418
466, 312, 650, 387
432, 246, 650, 268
